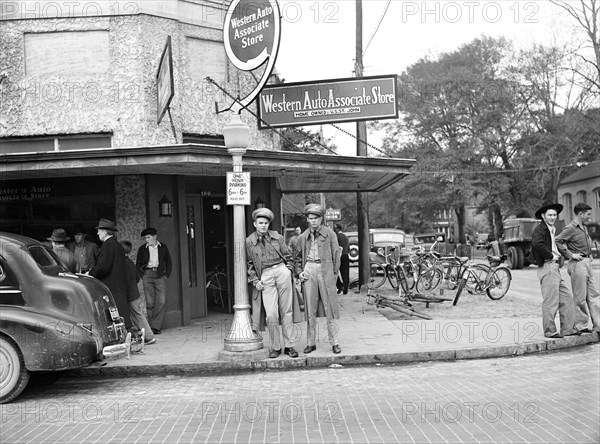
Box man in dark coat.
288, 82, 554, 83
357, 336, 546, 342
531, 201, 577, 339
89, 219, 131, 328
334, 224, 350, 295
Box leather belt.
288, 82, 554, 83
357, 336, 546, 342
263, 262, 283, 270
148, 267, 158, 271
307, 259, 321, 263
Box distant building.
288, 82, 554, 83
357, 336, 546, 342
558, 161, 600, 223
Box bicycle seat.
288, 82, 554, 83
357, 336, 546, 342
457, 257, 470, 263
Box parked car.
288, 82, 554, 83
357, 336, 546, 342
588, 222, 600, 258
414, 232, 447, 251
475, 233, 490, 250
0, 233, 129, 403
347, 228, 406, 264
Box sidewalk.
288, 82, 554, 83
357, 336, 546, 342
73, 290, 600, 377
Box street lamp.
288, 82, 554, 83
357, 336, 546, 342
219, 112, 266, 359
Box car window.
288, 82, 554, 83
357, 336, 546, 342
29, 245, 57, 267
373, 233, 405, 244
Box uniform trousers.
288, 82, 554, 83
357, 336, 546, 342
304, 261, 339, 347
566, 259, 600, 331
261, 263, 294, 350
537, 262, 575, 336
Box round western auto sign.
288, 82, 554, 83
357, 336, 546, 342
224, 0, 281, 72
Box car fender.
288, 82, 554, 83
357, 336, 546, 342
0, 308, 97, 371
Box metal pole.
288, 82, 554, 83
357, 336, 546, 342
223, 147, 263, 352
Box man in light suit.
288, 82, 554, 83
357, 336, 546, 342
295, 204, 342, 354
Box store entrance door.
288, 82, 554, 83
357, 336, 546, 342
202, 196, 232, 314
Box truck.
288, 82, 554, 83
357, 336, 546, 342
501, 218, 565, 269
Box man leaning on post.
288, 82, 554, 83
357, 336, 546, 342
247, 208, 300, 359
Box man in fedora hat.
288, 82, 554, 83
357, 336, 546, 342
556, 202, 600, 334
295, 203, 342, 354
136, 227, 172, 335
247, 207, 301, 359
47, 228, 77, 273
67, 224, 99, 273
531, 201, 577, 338
89, 219, 131, 328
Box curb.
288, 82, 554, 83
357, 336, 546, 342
66, 333, 599, 378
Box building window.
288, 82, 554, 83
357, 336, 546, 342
0, 134, 112, 155
575, 190, 587, 205
594, 188, 600, 209
182, 134, 225, 146
24, 31, 110, 76
561, 193, 573, 224
186, 37, 227, 84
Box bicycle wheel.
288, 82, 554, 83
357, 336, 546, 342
466, 264, 489, 294
369, 263, 387, 289
453, 276, 467, 306
415, 268, 443, 293
387, 266, 399, 290
402, 263, 416, 290
486, 267, 512, 300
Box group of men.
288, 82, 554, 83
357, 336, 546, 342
247, 204, 344, 358
47, 220, 172, 345
531, 201, 599, 338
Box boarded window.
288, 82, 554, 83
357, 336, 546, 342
25, 31, 110, 76
186, 37, 226, 84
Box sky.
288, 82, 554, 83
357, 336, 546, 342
271, 0, 578, 155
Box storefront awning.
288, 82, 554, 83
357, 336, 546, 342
0, 144, 415, 192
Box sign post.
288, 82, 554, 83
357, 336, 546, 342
219, 0, 281, 359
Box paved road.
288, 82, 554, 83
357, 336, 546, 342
2, 344, 598, 443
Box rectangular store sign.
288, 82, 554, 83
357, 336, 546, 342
257, 75, 398, 128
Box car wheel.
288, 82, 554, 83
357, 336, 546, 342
348, 245, 359, 262
0, 335, 30, 404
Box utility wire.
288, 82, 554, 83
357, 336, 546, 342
363, 0, 392, 57
205, 77, 338, 155
330, 123, 392, 157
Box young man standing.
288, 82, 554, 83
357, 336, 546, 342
531, 201, 577, 338
136, 227, 172, 335
556, 203, 600, 333
296, 204, 342, 354
247, 208, 299, 359
68, 224, 99, 273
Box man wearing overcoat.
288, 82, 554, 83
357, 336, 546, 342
89, 219, 131, 328
295, 204, 342, 354
247, 208, 301, 358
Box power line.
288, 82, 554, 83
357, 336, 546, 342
363, 0, 392, 58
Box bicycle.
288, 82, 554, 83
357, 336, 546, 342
361, 285, 433, 320
452, 254, 512, 305
206, 267, 228, 308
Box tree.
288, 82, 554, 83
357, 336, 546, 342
550, 0, 600, 93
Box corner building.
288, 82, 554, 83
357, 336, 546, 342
1, 0, 414, 326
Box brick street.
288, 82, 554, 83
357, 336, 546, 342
2, 344, 598, 444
